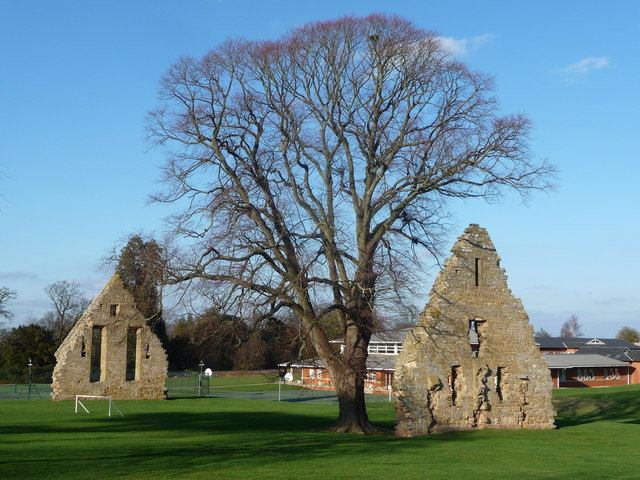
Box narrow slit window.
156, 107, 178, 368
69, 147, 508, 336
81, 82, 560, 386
90, 326, 103, 382
110, 304, 119, 316
450, 366, 460, 405
126, 328, 138, 381
496, 367, 504, 401
474, 258, 481, 286
80, 335, 86, 358
469, 320, 481, 357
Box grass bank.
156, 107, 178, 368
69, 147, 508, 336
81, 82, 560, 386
1, 385, 639, 479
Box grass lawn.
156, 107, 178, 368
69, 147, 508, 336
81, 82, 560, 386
1, 385, 639, 479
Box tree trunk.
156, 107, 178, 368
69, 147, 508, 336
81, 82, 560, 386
330, 365, 376, 433
325, 323, 382, 434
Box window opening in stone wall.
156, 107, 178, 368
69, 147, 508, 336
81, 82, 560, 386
90, 326, 103, 382
81, 335, 86, 357
496, 367, 504, 401
125, 328, 138, 381
469, 320, 481, 357
145, 343, 150, 359
110, 304, 119, 316
449, 366, 460, 405
474, 258, 482, 286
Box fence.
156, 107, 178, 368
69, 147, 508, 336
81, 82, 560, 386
0, 365, 53, 384
165, 371, 286, 398
166, 372, 212, 397
0, 383, 52, 399
0, 372, 392, 404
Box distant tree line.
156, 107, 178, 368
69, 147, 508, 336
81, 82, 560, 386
0, 298, 326, 382
0, 281, 90, 383
0, 235, 345, 382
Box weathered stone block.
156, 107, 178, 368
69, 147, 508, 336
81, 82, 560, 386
394, 224, 555, 436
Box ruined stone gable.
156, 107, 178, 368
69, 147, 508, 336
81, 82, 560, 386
394, 224, 555, 436
51, 274, 168, 401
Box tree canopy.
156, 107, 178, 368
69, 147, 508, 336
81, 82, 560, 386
115, 235, 168, 346
148, 14, 553, 432
535, 327, 551, 338
0, 324, 56, 382
616, 326, 640, 344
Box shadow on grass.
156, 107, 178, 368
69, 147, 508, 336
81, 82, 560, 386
281, 394, 338, 403
0, 398, 479, 443
0, 401, 487, 479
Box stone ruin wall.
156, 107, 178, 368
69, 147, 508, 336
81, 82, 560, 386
394, 224, 555, 436
51, 274, 168, 401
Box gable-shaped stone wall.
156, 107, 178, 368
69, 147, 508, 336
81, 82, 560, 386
51, 274, 168, 401
394, 224, 555, 436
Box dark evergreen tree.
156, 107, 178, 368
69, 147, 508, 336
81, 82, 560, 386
116, 235, 168, 346
0, 324, 56, 382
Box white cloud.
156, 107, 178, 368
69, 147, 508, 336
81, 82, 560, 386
437, 33, 494, 56
561, 56, 612, 79
0, 271, 39, 280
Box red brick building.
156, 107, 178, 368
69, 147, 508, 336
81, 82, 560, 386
543, 353, 631, 388
284, 333, 640, 392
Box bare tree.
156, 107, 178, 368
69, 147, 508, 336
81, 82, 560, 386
148, 14, 553, 433
560, 314, 583, 338
0, 287, 17, 324
40, 281, 90, 347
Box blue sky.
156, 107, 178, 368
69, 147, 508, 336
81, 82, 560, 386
1, 0, 638, 337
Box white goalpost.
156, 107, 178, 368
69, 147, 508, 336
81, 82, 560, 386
74, 395, 124, 417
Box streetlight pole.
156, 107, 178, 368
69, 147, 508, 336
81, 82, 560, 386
27, 359, 33, 400
198, 360, 204, 397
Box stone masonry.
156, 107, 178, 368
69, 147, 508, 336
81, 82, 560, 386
394, 224, 555, 436
51, 274, 168, 401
